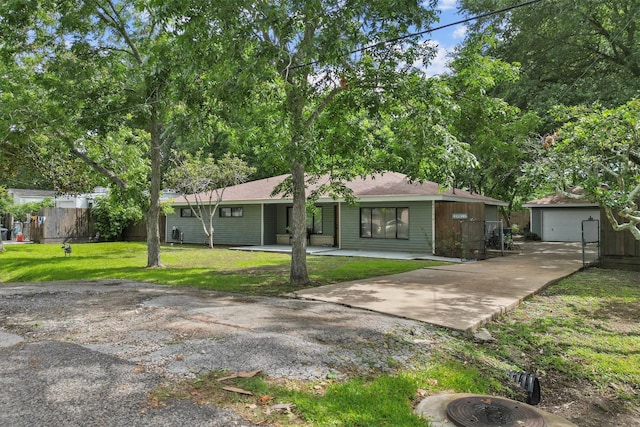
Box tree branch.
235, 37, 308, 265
304, 86, 342, 128
95, 0, 143, 65
69, 145, 128, 189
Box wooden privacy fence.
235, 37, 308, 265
600, 208, 640, 270
509, 210, 530, 229
122, 216, 166, 242
30, 207, 94, 244
27, 207, 165, 244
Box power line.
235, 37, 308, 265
3, 0, 546, 136
288, 0, 544, 71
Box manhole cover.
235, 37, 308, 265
446, 396, 546, 427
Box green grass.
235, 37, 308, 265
0, 242, 445, 296
3, 243, 639, 424
152, 360, 501, 427
487, 269, 640, 391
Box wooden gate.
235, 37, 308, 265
434, 201, 485, 258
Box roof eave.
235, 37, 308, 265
522, 203, 600, 208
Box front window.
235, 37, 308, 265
220, 207, 243, 217
360, 207, 409, 239
180, 208, 194, 217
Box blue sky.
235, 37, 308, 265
426, 0, 468, 76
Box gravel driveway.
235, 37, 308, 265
0, 280, 439, 426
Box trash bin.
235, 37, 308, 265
0, 228, 7, 241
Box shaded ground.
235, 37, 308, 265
0, 280, 439, 426
1, 277, 638, 426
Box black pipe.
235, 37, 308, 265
508, 370, 541, 405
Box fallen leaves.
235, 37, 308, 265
222, 386, 254, 395
218, 369, 262, 382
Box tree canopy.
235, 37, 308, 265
0, 0, 181, 266
538, 100, 640, 239
460, 0, 640, 116
167, 0, 474, 284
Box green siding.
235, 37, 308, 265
320, 204, 336, 238
340, 201, 433, 253
166, 205, 262, 245
276, 204, 288, 234
274, 203, 336, 236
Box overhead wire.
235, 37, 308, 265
2, 0, 545, 135
288, 0, 544, 71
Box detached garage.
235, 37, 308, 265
524, 193, 600, 242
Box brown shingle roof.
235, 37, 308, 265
523, 188, 599, 207
174, 172, 507, 206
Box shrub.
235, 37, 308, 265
91, 194, 144, 241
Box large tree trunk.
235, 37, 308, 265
146, 105, 163, 268
290, 162, 309, 285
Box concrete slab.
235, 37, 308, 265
294, 242, 598, 331
229, 245, 463, 262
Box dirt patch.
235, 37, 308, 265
1, 279, 638, 426
0, 280, 439, 425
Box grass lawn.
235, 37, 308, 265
150, 268, 640, 426
0, 242, 445, 296
2, 242, 638, 425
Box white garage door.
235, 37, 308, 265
542, 209, 601, 242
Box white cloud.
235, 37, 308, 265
452, 25, 467, 40
420, 41, 452, 77
438, 0, 458, 11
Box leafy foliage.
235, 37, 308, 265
164, 153, 255, 248
90, 193, 144, 242
537, 100, 640, 239
460, 0, 640, 116
444, 34, 542, 218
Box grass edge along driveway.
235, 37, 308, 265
0, 242, 446, 296
2, 243, 638, 426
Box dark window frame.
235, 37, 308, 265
220, 207, 243, 217
360, 207, 409, 240
180, 208, 194, 218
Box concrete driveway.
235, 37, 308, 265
294, 242, 598, 331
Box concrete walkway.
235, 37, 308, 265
294, 242, 598, 332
